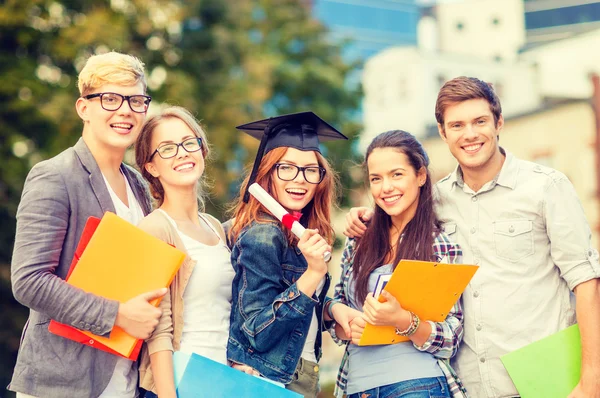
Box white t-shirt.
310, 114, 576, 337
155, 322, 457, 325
300, 277, 326, 363
98, 172, 144, 398
159, 209, 234, 364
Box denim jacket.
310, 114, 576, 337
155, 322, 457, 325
227, 215, 331, 384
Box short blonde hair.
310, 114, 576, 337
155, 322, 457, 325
78, 52, 147, 96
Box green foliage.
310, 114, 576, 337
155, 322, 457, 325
0, 0, 361, 390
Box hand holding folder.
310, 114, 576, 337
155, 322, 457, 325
49, 212, 185, 360
359, 259, 478, 346
115, 288, 166, 340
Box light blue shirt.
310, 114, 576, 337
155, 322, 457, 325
346, 264, 442, 394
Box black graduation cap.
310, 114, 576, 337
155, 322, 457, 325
238, 111, 347, 202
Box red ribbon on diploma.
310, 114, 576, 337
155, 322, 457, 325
281, 212, 301, 230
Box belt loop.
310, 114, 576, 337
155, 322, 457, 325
438, 376, 446, 394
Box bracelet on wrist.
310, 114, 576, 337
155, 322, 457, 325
325, 300, 336, 320
394, 311, 420, 337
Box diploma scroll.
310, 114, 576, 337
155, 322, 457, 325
248, 183, 331, 261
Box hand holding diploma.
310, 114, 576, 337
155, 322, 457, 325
248, 183, 331, 261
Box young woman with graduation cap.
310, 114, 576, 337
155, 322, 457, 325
227, 111, 361, 397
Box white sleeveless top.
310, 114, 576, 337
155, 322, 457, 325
158, 209, 234, 365
300, 277, 325, 363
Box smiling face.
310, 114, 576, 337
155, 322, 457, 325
438, 98, 504, 175
144, 117, 205, 193
76, 82, 147, 153
271, 147, 320, 213
368, 147, 426, 224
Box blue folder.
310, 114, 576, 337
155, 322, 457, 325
173, 351, 301, 397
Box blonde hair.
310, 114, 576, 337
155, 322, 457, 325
78, 52, 147, 96
135, 106, 211, 208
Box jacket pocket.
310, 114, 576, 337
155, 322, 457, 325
281, 263, 305, 286
493, 219, 534, 262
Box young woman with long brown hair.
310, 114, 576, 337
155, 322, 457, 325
329, 130, 468, 398
227, 112, 360, 397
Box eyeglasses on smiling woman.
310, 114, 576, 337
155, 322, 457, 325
83, 92, 152, 113
151, 137, 203, 160
273, 163, 326, 184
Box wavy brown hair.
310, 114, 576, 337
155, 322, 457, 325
353, 130, 440, 305
135, 106, 211, 208
229, 147, 339, 246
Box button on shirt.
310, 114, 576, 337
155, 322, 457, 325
435, 150, 600, 398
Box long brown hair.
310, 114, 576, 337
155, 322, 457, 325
229, 147, 339, 246
135, 106, 211, 207
353, 130, 440, 305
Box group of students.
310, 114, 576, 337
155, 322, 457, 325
8, 51, 600, 398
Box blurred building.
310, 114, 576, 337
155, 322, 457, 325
360, 0, 600, 144
525, 0, 600, 46
312, 0, 421, 61
361, 46, 540, 142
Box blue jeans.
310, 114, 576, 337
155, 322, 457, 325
144, 392, 157, 398
347, 376, 451, 398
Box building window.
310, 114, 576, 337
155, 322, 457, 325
437, 74, 446, 88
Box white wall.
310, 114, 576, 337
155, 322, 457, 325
521, 29, 600, 98
435, 0, 526, 62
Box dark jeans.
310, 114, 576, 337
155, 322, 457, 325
347, 376, 451, 398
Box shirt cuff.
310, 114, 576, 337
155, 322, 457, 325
562, 249, 600, 291
413, 320, 437, 352
146, 336, 174, 355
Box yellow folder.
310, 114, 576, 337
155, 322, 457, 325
359, 259, 478, 346
56, 212, 185, 357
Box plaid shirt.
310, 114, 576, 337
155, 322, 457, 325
329, 233, 470, 398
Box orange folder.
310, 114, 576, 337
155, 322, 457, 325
49, 212, 185, 360
359, 259, 478, 346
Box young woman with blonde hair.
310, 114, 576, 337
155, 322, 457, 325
135, 106, 252, 398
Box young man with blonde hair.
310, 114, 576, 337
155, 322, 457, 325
345, 76, 600, 398
10, 51, 165, 398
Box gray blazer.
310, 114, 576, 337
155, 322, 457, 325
10, 138, 152, 398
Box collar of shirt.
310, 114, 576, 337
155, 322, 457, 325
447, 147, 518, 194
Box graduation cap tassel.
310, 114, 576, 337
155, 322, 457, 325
243, 120, 272, 203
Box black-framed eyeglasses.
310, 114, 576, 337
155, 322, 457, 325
83, 92, 152, 113
273, 163, 326, 184
151, 137, 203, 159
